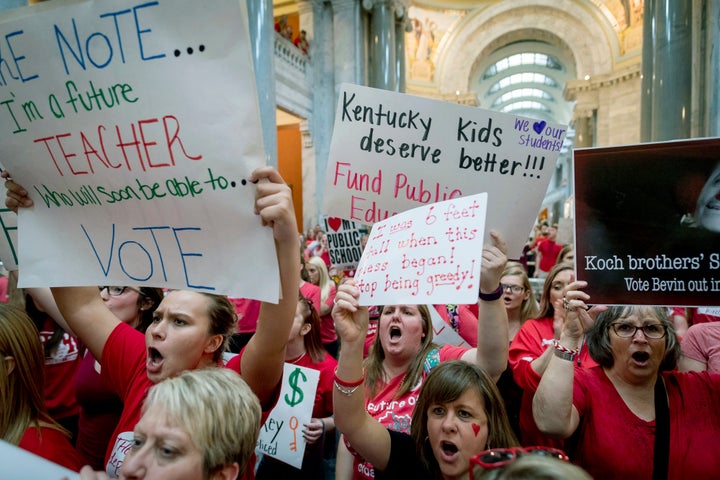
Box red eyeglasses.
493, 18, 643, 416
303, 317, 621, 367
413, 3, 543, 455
470, 446, 570, 479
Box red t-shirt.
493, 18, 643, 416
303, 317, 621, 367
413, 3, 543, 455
38, 318, 81, 421
103, 323, 268, 480
229, 298, 262, 334
300, 282, 321, 312
572, 367, 720, 479
20, 424, 82, 472
319, 284, 337, 344
508, 316, 597, 447
537, 239, 562, 272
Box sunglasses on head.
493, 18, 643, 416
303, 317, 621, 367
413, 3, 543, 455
470, 446, 569, 479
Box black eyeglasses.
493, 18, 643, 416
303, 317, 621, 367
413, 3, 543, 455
500, 283, 525, 294
610, 322, 666, 339
470, 447, 569, 479
99, 286, 145, 297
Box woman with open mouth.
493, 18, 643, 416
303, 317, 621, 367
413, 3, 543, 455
533, 282, 720, 479
332, 278, 519, 480
4, 166, 301, 479
333, 231, 511, 480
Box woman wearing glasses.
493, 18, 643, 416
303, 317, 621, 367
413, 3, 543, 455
533, 283, 720, 478
507, 263, 598, 447
75, 285, 162, 470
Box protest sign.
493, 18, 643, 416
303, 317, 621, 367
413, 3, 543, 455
0, 0, 278, 299
0, 439, 79, 480
574, 138, 720, 306
322, 83, 567, 258
320, 215, 364, 270
0, 182, 19, 271
256, 363, 320, 469
354, 192, 487, 306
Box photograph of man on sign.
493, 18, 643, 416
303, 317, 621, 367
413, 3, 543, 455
574, 138, 720, 306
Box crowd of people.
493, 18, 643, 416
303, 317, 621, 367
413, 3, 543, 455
1, 160, 719, 480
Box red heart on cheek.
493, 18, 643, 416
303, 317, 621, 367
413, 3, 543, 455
472, 423, 481, 437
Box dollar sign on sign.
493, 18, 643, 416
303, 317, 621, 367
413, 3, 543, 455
284, 367, 307, 407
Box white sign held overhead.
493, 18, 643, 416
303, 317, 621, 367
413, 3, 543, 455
0, 0, 277, 300
323, 83, 568, 258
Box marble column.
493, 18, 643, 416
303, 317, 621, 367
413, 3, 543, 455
246, 0, 278, 166
640, 0, 655, 142
395, 6, 408, 92
649, 0, 692, 141
311, 0, 336, 213
333, 0, 365, 86
706, 1, 720, 136
365, 0, 396, 90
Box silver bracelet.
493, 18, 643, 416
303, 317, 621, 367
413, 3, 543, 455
334, 380, 362, 396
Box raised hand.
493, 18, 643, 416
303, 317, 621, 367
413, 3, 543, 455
479, 230, 507, 294
331, 280, 368, 345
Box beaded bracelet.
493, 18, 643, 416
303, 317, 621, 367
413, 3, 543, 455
334, 369, 365, 396
334, 380, 362, 396
552, 339, 579, 361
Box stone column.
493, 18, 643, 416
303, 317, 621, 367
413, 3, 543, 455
640, 0, 655, 142
395, 5, 408, 92
246, 0, 278, 165
311, 0, 336, 213
649, 0, 693, 141
365, 0, 396, 90
333, 0, 365, 86
706, 1, 720, 136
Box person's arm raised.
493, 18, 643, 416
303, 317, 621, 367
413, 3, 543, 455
532, 282, 600, 438
240, 167, 300, 406
461, 230, 509, 381
332, 280, 392, 471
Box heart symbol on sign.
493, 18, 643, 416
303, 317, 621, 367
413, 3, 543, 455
533, 121, 546, 134
327, 217, 342, 232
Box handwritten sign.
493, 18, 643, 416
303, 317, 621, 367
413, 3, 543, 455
257, 363, 320, 469
320, 215, 364, 270
0, 0, 278, 300
575, 138, 720, 306
323, 83, 567, 258
0, 439, 79, 480
354, 193, 487, 306
0, 183, 19, 271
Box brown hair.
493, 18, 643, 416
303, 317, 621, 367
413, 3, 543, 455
537, 263, 574, 318
364, 304, 437, 399
0, 305, 65, 444
501, 262, 539, 323
298, 294, 326, 364
197, 293, 237, 363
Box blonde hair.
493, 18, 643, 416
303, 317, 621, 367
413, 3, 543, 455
142, 368, 261, 477
501, 262, 539, 323
307, 256, 333, 304
0, 305, 64, 444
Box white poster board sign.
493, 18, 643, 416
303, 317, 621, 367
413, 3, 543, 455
0, 0, 278, 300
354, 193, 487, 306
0, 439, 79, 480
323, 83, 567, 258
256, 363, 320, 469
